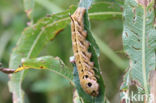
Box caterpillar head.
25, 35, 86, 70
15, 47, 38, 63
80, 77, 99, 96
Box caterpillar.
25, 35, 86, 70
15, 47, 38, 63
71, 7, 99, 97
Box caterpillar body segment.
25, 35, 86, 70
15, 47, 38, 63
71, 7, 99, 97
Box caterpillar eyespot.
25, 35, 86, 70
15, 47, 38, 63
71, 7, 99, 97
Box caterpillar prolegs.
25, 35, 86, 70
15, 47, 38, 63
71, 7, 99, 97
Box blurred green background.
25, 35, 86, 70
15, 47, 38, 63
0, 0, 127, 103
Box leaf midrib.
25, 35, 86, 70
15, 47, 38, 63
142, 6, 148, 95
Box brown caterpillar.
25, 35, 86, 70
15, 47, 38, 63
71, 7, 99, 97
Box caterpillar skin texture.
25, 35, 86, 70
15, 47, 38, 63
71, 7, 99, 97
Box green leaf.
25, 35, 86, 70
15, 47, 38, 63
8, 7, 74, 103
89, 2, 122, 20
121, 0, 156, 101
20, 56, 73, 83
31, 72, 70, 92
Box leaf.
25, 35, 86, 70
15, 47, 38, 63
31, 72, 70, 92
72, 0, 105, 103
89, 2, 122, 20
8, 7, 74, 103
17, 56, 73, 83
95, 0, 124, 6
121, 0, 156, 101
